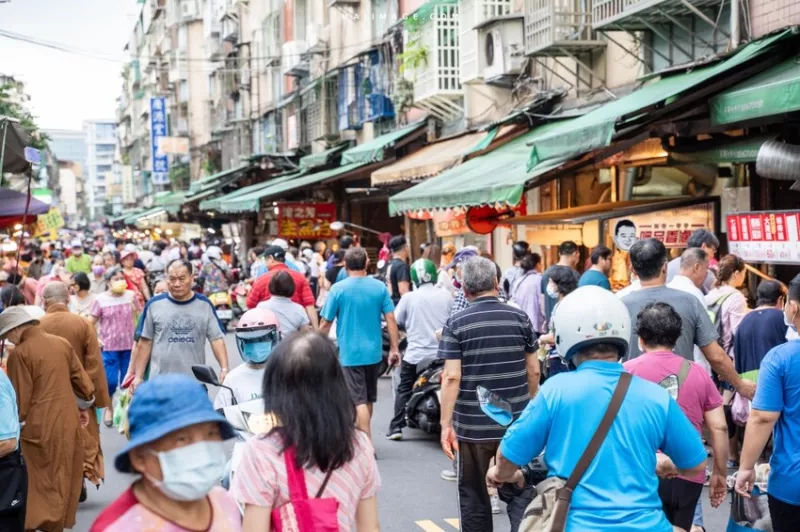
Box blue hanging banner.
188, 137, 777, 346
150, 97, 169, 185
23, 147, 41, 164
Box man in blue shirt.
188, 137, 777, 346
578, 245, 612, 290
736, 273, 800, 531
320, 247, 400, 441
489, 285, 707, 532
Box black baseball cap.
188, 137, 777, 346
262, 245, 286, 261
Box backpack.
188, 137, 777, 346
272, 447, 340, 532
707, 292, 734, 347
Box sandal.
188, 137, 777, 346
103, 408, 113, 428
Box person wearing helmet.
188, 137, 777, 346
502, 241, 530, 298
214, 308, 281, 408
387, 259, 453, 441
199, 245, 231, 297
488, 285, 708, 532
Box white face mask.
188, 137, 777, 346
146, 440, 226, 501
784, 301, 798, 333
546, 283, 559, 299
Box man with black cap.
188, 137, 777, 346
246, 245, 318, 328
386, 234, 411, 306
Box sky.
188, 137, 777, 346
0, 0, 136, 130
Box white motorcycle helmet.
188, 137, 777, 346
552, 286, 631, 362
205, 245, 223, 261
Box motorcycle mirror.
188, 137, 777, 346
191, 364, 220, 386
476, 385, 514, 426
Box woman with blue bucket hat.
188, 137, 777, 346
90, 374, 241, 531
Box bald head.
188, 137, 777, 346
679, 247, 709, 289
42, 281, 70, 307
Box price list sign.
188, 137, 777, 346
277, 203, 337, 239
727, 211, 800, 264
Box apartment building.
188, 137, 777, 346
83, 119, 117, 219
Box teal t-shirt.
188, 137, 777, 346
335, 267, 349, 283
321, 276, 394, 367
578, 269, 611, 290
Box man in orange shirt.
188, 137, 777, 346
246, 245, 318, 328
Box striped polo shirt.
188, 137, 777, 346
439, 296, 537, 442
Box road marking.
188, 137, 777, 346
414, 519, 460, 531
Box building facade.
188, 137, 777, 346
83, 120, 117, 219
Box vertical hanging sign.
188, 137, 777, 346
150, 97, 170, 185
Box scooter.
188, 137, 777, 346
404, 358, 445, 434
191, 364, 275, 509
208, 291, 234, 331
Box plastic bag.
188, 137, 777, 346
727, 485, 772, 532
113, 392, 131, 439
731, 392, 751, 426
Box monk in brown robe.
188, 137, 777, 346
0, 307, 95, 532
39, 282, 110, 491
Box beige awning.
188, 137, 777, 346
371, 131, 487, 186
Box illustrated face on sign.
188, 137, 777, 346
613, 219, 637, 252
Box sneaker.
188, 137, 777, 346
386, 431, 403, 441
491, 494, 501, 514
441, 469, 457, 481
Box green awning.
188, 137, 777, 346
389, 123, 569, 216
669, 135, 772, 164
155, 191, 188, 207
219, 163, 364, 213
710, 55, 800, 126
189, 164, 250, 194
527, 31, 793, 169
110, 209, 143, 224
199, 171, 305, 212
125, 206, 166, 224
299, 144, 349, 171
340, 121, 426, 165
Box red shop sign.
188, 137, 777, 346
277, 203, 337, 239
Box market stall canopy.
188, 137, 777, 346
388, 122, 570, 216
0, 187, 51, 217
199, 170, 306, 212
0, 118, 31, 174
216, 123, 428, 213
371, 131, 486, 186
710, 54, 800, 126
125, 206, 166, 225
154, 190, 188, 214
109, 208, 144, 224
299, 144, 349, 171
188, 164, 250, 196
526, 30, 796, 170
669, 134, 773, 164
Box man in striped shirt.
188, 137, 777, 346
438, 256, 540, 532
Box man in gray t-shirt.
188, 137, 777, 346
622, 285, 717, 360
132, 259, 229, 391
621, 238, 755, 400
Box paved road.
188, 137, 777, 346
73, 333, 732, 531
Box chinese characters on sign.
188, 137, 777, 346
277, 203, 337, 239
727, 211, 800, 264
606, 204, 715, 250
150, 97, 169, 185
34, 208, 64, 238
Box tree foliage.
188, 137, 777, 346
0, 84, 49, 150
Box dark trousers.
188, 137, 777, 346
769, 494, 800, 532
457, 440, 533, 532
389, 360, 418, 433
0, 450, 27, 532
658, 477, 703, 531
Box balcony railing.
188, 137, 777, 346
524, 0, 605, 56
592, 0, 723, 32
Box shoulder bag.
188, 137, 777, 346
520, 372, 632, 532
272, 447, 340, 532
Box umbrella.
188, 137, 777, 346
0, 188, 50, 217
0, 118, 31, 174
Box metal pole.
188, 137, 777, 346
731, 0, 741, 49
0, 119, 8, 188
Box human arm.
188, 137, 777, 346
526, 354, 540, 397
394, 296, 408, 329
0, 438, 16, 458
132, 338, 153, 392
318, 286, 338, 334
395, 262, 411, 298
245, 277, 264, 309
304, 306, 319, 329
319, 319, 332, 334
439, 358, 461, 460
659, 397, 708, 479
355, 497, 380, 532
139, 274, 151, 301
210, 338, 229, 383
703, 406, 729, 507
384, 312, 400, 366
700, 342, 754, 399
242, 506, 272, 532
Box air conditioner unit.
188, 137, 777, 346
479, 17, 524, 87
282, 40, 309, 77
307, 23, 330, 53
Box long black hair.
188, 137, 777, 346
262, 331, 356, 472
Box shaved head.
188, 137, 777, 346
42, 281, 70, 305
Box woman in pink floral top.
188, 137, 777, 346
89, 267, 142, 426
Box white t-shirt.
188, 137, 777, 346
214, 364, 265, 408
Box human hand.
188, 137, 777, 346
79, 409, 90, 428
709, 473, 727, 507
736, 380, 756, 401
219, 368, 229, 382
435, 329, 443, 342
655, 453, 678, 479
129, 375, 143, 394
735, 468, 755, 498
440, 425, 459, 460
388, 350, 401, 367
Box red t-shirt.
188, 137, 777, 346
246, 263, 315, 309
624, 350, 723, 484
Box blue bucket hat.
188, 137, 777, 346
114, 374, 235, 473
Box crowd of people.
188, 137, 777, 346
0, 226, 798, 532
